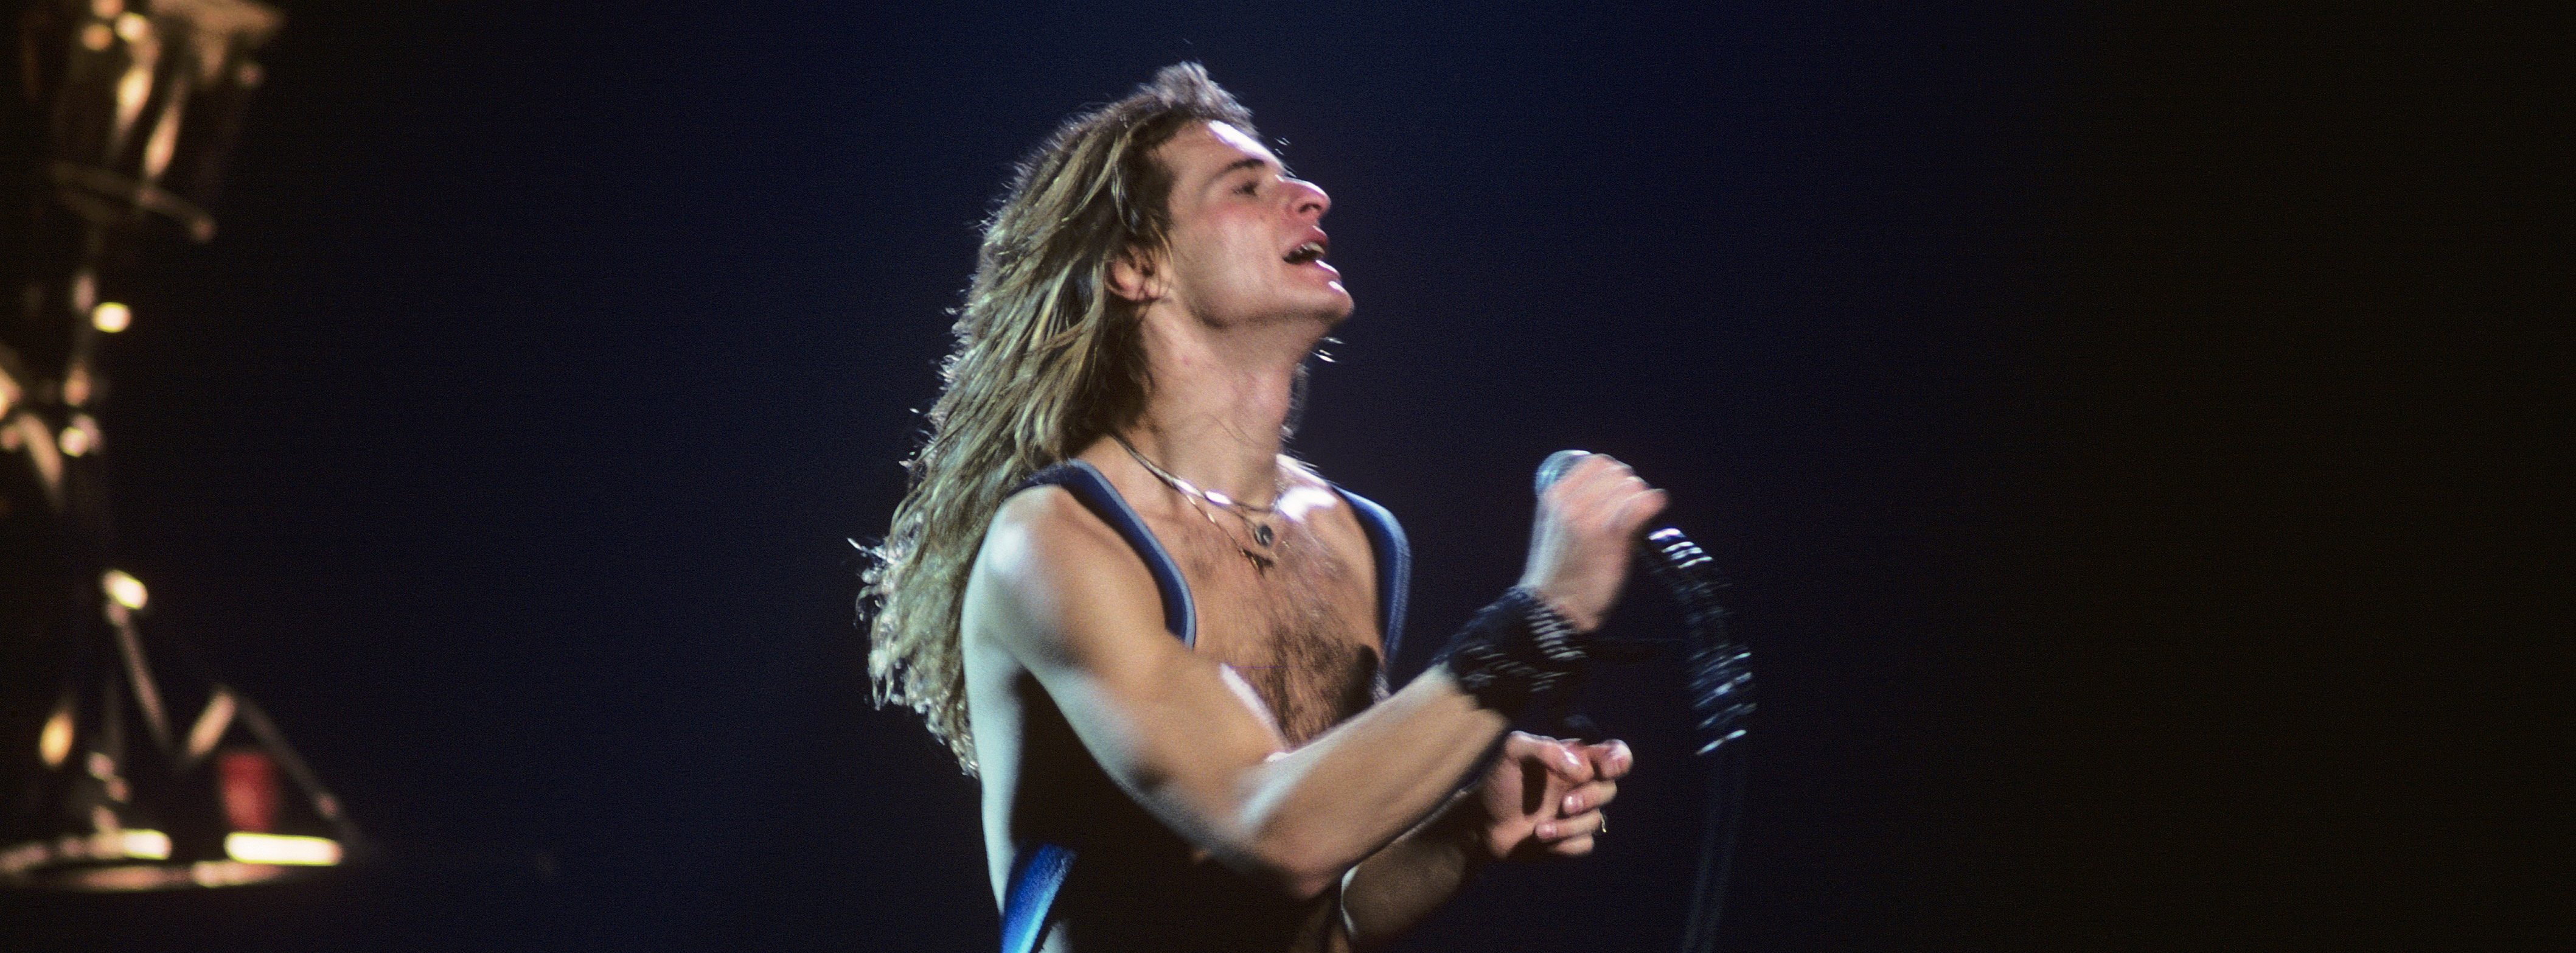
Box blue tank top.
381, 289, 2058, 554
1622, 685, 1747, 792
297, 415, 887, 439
997, 459, 1412, 953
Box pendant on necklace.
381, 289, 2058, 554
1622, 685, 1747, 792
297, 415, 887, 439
1251, 523, 1274, 547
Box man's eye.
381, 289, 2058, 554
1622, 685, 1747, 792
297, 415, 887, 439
1237, 179, 1259, 196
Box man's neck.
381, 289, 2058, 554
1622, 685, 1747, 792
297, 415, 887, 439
1118, 307, 1323, 509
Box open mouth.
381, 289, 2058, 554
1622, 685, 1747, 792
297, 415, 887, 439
1283, 240, 1328, 264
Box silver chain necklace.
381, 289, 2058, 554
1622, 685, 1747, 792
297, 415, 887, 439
1114, 435, 1281, 572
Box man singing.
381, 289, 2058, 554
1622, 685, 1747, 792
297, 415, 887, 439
863, 64, 1669, 952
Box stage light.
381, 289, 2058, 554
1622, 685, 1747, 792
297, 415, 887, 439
38, 705, 73, 769
4, 0, 342, 896
103, 570, 148, 610
116, 69, 151, 132
223, 833, 341, 866
3, 683, 359, 890
116, 829, 171, 860
0, 826, 173, 873
58, 421, 95, 456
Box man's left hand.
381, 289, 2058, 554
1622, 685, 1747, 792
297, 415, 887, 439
1468, 731, 1634, 859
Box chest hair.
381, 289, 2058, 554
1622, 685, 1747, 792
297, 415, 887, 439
1170, 517, 1384, 746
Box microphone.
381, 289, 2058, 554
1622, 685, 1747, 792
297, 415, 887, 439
1537, 450, 1752, 953
1534, 451, 1753, 754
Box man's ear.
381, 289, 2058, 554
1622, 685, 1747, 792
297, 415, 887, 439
1107, 245, 1164, 304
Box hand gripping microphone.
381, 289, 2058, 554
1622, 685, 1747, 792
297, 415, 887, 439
1534, 450, 1753, 753
1537, 450, 1752, 953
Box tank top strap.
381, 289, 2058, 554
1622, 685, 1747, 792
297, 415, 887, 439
1015, 460, 1197, 646
1331, 484, 1412, 671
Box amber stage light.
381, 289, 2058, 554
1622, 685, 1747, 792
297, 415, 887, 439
2, 0, 361, 892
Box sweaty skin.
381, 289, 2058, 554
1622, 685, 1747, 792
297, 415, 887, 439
959, 121, 1661, 952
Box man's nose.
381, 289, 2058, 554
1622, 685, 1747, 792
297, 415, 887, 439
1284, 177, 1329, 218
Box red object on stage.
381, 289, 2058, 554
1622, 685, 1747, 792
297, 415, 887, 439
216, 749, 280, 834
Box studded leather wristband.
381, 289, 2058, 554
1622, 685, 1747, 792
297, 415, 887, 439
1432, 587, 1587, 714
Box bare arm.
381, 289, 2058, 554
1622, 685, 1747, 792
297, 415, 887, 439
967, 487, 1507, 899
967, 454, 1661, 901
1338, 791, 1488, 946
1340, 735, 1632, 947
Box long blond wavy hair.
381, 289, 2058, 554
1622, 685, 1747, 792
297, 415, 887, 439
863, 64, 1257, 774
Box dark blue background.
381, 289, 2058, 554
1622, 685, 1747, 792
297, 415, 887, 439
7, 2, 2549, 950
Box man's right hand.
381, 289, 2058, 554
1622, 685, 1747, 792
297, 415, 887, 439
1517, 452, 1667, 631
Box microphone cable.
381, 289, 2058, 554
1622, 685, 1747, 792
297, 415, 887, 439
1535, 452, 1753, 953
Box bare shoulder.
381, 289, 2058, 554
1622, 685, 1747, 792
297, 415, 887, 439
981, 484, 1127, 579
972, 484, 1164, 666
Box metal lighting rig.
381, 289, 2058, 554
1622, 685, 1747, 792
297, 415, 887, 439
3, 0, 357, 892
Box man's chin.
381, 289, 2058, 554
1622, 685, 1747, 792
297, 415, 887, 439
1313, 285, 1354, 325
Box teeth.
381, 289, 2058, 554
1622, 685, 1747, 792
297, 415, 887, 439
1286, 242, 1326, 263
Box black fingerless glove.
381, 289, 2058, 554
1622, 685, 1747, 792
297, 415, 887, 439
1432, 587, 1587, 715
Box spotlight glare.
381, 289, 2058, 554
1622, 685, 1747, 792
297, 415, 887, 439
39, 706, 74, 767
92, 301, 131, 332
117, 829, 172, 860
103, 569, 148, 610
223, 833, 341, 866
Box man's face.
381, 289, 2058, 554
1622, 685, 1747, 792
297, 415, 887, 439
1146, 121, 1351, 328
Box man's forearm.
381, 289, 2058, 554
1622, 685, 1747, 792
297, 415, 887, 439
1337, 791, 1491, 948
1222, 666, 1506, 898
1236, 586, 1590, 888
